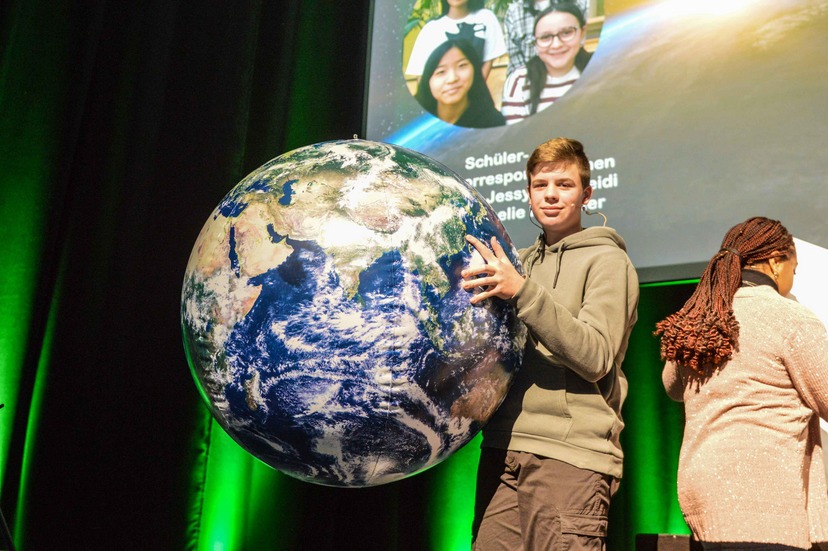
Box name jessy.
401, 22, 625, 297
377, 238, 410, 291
486, 189, 529, 205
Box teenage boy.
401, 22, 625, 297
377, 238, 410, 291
463, 137, 639, 550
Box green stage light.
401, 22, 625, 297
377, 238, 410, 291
428, 434, 481, 551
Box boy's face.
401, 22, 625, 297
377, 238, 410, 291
528, 161, 592, 241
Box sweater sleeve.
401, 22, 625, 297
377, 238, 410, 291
662, 361, 684, 402
405, 21, 439, 76
500, 67, 529, 125
513, 252, 638, 382
480, 9, 507, 62
783, 310, 828, 421
502, 5, 521, 64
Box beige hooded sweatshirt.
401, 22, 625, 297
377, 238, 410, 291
482, 226, 639, 478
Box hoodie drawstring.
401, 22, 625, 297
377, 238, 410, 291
523, 235, 567, 289
553, 243, 566, 289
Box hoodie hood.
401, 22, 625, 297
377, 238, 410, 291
522, 226, 628, 287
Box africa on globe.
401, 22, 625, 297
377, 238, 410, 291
180, 139, 526, 487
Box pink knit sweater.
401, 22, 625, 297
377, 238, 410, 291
663, 285, 828, 548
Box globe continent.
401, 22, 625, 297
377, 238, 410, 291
181, 139, 526, 487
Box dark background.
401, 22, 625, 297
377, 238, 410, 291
0, 1, 692, 549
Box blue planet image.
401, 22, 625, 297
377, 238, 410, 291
181, 139, 526, 487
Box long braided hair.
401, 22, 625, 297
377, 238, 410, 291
654, 217, 794, 374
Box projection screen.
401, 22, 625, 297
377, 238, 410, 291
364, 0, 828, 282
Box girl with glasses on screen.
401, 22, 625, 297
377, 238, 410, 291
501, 2, 591, 125
502, 0, 589, 80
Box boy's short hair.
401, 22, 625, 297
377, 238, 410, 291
526, 137, 590, 188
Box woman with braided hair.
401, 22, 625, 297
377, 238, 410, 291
657, 217, 828, 550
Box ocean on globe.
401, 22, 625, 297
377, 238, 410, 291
181, 139, 526, 487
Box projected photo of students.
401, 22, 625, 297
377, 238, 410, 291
501, 0, 590, 80
501, 2, 592, 124
414, 39, 506, 128
403, 0, 508, 127
405, 0, 506, 81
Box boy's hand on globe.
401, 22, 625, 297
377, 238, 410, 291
461, 235, 525, 304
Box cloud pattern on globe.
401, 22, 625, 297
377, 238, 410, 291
181, 139, 526, 487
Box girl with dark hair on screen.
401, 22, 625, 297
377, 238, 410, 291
415, 39, 505, 129
656, 216, 828, 550
501, 2, 591, 124
406, 0, 506, 80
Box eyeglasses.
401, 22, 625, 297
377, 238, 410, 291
534, 26, 579, 47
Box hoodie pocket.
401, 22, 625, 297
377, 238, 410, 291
520, 362, 573, 440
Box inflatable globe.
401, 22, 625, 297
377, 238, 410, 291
181, 139, 526, 487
